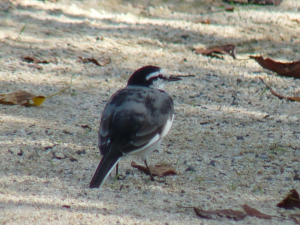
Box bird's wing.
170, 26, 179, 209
98, 88, 174, 156
91, 88, 173, 189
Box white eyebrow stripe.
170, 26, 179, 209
146, 70, 161, 80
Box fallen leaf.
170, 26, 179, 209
249, 0, 283, 6
195, 44, 236, 59
0, 91, 45, 106
242, 204, 273, 219
291, 18, 300, 24
81, 125, 92, 131
131, 161, 177, 177
259, 78, 300, 102
0, 75, 74, 106
225, 6, 235, 11
223, 0, 247, 3
62, 205, 71, 208
22, 56, 49, 64
77, 56, 111, 66
223, 0, 282, 5
194, 19, 210, 24
251, 56, 300, 79
194, 208, 247, 221
277, 189, 300, 210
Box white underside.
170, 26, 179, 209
127, 115, 174, 161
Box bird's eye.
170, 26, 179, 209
158, 74, 166, 80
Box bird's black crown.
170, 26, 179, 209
127, 65, 162, 87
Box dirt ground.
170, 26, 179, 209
1, 0, 300, 224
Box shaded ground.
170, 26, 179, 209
1, 0, 300, 224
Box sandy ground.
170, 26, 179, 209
1, 0, 300, 224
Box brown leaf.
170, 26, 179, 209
223, 0, 247, 3
250, 56, 300, 79
195, 44, 236, 59
249, 0, 283, 6
259, 78, 300, 102
62, 205, 71, 208
131, 161, 177, 177
277, 189, 300, 210
242, 204, 272, 219
225, 6, 235, 12
223, 0, 282, 5
0, 75, 74, 107
291, 18, 300, 24
77, 56, 111, 67
194, 19, 210, 24
0, 90, 45, 106
22, 56, 49, 64
194, 208, 247, 221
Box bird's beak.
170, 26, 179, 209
168, 75, 182, 82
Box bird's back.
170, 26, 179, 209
98, 86, 174, 156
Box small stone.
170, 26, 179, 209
76, 150, 86, 155
236, 136, 244, 140
208, 160, 216, 167
17, 150, 23, 156
186, 165, 196, 172
44, 146, 53, 151
259, 153, 270, 161
265, 176, 273, 181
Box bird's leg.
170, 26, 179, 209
114, 163, 125, 180
116, 163, 119, 176
144, 159, 155, 181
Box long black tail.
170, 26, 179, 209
89, 150, 123, 189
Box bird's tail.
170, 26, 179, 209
89, 150, 123, 189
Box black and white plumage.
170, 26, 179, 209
89, 65, 181, 189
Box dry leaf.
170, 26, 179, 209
223, 0, 247, 3
194, 19, 210, 24
77, 56, 111, 67
260, 78, 300, 102
251, 56, 300, 79
242, 204, 273, 219
195, 44, 236, 59
22, 56, 49, 64
131, 161, 177, 177
0, 91, 45, 106
194, 208, 247, 221
249, 0, 283, 6
277, 189, 300, 210
291, 18, 300, 24
223, 0, 282, 5
0, 75, 74, 106
225, 6, 235, 11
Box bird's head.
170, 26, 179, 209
127, 65, 181, 91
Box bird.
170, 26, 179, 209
89, 65, 181, 189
